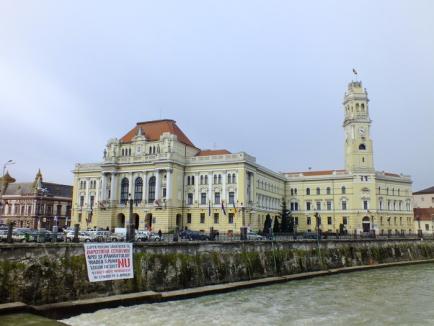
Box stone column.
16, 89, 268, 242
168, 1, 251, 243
142, 172, 148, 203
110, 173, 117, 203
101, 173, 107, 201
155, 169, 160, 200
128, 172, 134, 197
194, 172, 199, 204
208, 172, 213, 205
222, 171, 227, 203
166, 169, 172, 200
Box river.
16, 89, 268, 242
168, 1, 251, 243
63, 264, 434, 326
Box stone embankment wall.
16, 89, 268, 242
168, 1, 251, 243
1, 240, 434, 305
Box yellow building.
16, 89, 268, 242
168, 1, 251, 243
71, 80, 414, 234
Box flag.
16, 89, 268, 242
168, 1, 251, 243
208, 199, 211, 217
352, 68, 358, 75
221, 200, 226, 215
233, 201, 238, 215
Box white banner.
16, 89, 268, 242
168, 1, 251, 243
84, 243, 134, 282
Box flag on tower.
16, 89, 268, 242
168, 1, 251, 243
352, 68, 358, 75
233, 201, 238, 215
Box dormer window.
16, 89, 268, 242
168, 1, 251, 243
359, 144, 366, 150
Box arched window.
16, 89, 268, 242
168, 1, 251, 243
232, 173, 236, 183
148, 176, 156, 203
205, 175, 208, 185
356, 103, 360, 111
149, 147, 152, 154
214, 175, 217, 184
191, 176, 195, 185
218, 175, 222, 184
359, 144, 366, 150
306, 188, 311, 195
228, 174, 232, 184
341, 186, 346, 194
200, 175, 204, 185
187, 176, 191, 185
120, 178, 129, 204
361, 103, 365, 111
316, 187, 320, 195
326, 187, 331, 195
121, 149, 125, 156
157, 145, 160, 153
134, 177, 143, 204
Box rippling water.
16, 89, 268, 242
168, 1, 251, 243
63, 264, 434, 326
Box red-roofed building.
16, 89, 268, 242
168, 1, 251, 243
71, 80, 414, 235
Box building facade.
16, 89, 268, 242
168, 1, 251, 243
71, 81, 414, 234
413, 186, 434, 234
0, 170, 72, 229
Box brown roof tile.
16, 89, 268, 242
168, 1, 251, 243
120, 119, 196, 147
196, 149, 231, 157
413, 186, 434, 195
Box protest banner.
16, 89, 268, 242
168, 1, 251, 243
84, 242, 134, 282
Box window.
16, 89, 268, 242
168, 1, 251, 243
341, 186, 346, 194
56, 205, 62, 216
316, 201, 321, 211
80, 196, 84, 207
316, 187, 320, 195
342, 201, 347, 210
228, 174, 232, 184
205, 175, 208, 185
229, 192, 235, 205
200, 213, 205, 224
327, 201, 332, 210
162, 187, 167, 198
201, 193, 207, 205
187, 193, 193, 205
120, 177, 129, 204
214, 175, 217, 184
214, 213, 219, 224
214, 192, 221, 205
228, 213, 234, 224
359, 144, 366, 150
363, 200, 368, 210
200, 175, 204, 185
306, 202, 311, 211
327, 216, 332, 225
134, 177, 143, 204
218, 175, 222, 184
187, 176, 191, 185
232, 173, 236, 184
295, 217, 299, 225
78, 213, 82, 222
187, 213, 192, 224
425, 224, 430, 231
148, 176, 156, 203
306, 188, 311, 195
343, 216, 348, 225
326, 187, 331, 195
307, 216, 311, 225
191, 176, 195, 185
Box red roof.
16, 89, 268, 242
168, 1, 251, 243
120, 119, 195, 147
196, 149, 231, 156
285, 169, 346, 176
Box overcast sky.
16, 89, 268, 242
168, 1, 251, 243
1, 0, 433, 190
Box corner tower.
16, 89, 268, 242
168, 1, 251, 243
343, 81, 374, 172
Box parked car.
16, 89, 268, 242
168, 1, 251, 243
179, 230, 210, 241
246, 232, 265, 240
65, 231, 93, 242
0, 230, 8, 242
88, 230, 111, 242
135, 231, 150, 242
110, 233, 126, 242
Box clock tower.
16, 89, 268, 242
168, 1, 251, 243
343, 81, 374, 172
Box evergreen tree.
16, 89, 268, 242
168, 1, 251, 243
263, 214, 272, 235
273, 216, 280, 233
280, 198, 292, 233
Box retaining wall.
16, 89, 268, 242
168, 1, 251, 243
1, 239, 434, 305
